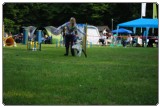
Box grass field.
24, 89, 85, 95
3, 44, 158, 105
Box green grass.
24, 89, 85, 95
3, 44, 158, 105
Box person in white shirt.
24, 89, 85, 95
98, 32, 106, 46
124, 35, 132, 47
102, 28, 107, 36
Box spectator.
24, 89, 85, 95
98, 33, 106, 46
124, 35, 132, 47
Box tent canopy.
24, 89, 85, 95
118, 18, 158, 28
112, 28, 132, 34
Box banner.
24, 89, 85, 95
153, 3, 157, 19
141, 3, 146, 17
152, 3, 157, 34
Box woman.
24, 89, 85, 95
57, 17, 78, 56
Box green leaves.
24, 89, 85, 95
3, 3, 154, 34
3, 18, 15, 33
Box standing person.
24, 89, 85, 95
57, 17, 78, 56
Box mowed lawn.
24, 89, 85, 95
3, 44, 158, 105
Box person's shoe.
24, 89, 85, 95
64, 54, 68, 56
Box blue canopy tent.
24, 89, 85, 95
118, 18, 158, 29
117, 18, 158, 46
112, 28, 132, 34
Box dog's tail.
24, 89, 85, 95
82, 49, 87, 58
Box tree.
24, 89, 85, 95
3, 3, 155, 34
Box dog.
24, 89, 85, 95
72, 38, 82, 57
72, 36, 87, 57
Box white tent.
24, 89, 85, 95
87, 25, 100, 44
77, 24, 100, 44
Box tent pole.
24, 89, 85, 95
152, 28, 154, 35
133, 27, 136, 34
116, 26, 119, 36
145, 27, 149, 47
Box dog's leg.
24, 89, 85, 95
77, 47, 82, 57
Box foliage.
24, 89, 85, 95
3, 3, 155, 34
3, 18, 15, 33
